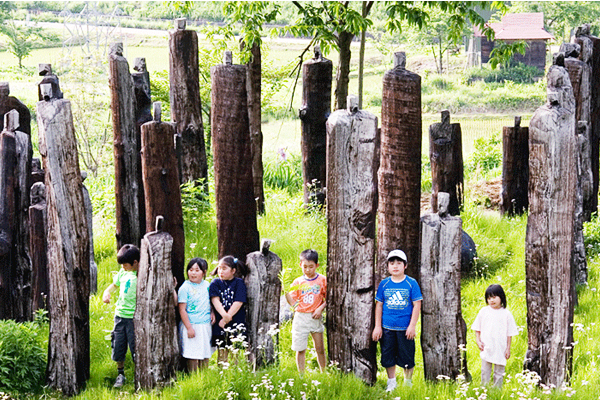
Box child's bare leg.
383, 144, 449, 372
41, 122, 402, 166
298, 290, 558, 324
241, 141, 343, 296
199, 358, 209, 369
187, 359, 199, 372
296, 350, 307, 373
386, 366, 397, 379
311, 332, 326, 372
403, 367, 414, 380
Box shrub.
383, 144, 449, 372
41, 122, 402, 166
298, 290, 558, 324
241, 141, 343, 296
466, 133, 502, 173
263, 150, 303, 194
584, 214, 600, 258
466, 63, 543, 84
0, 320, 47, 393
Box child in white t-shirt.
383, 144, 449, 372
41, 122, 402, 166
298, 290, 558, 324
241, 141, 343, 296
471, 284, 518, 388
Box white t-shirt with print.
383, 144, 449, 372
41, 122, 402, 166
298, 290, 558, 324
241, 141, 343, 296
471, 306, 518, 366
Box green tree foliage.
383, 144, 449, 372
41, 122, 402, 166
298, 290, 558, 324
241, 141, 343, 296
0, 8, 48, 68
489, 40, 528, 69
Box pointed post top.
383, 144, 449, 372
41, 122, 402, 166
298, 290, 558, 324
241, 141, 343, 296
347, 94, 359, 113
40, 83, 53, 102
155, 215, 164, 231
109, 42, 124, 57
393, 52, 406, 69
0, 82, 9, 97
440, 110, 450, 125
4, 109, 19, 132
437, 192, 450, 217
133, 58, 147, 73
314, 45, 321, 60
175, 17, 186, 30
514, 116, 521, 128
38, 63, 52, 76
153, 102, 162, 122
223, 51, 233, 65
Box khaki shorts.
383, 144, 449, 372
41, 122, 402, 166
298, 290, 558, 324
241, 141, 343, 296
291, 312, 324, 351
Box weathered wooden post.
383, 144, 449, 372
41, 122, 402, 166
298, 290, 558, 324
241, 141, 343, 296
134, 216, 179, 390
501, 116, 529, 216
38, 70, 90, 396
429, 110, 463, 216
420, 192, 469, 381
211, 51, 259, 260
326, 95, 378, 384
132, 57, 153, 128
299, 45, 332, 207
245, 239, 282, 368
30, 158, 45, 186
81, 172, 97, 294
573, 24, 600, 219
525, 53, 576, 388
109, 42, 146, 249
169, 18, 209, 191
0, 109, 32, 322
0, 82, 31, 135
29, 182, 48, 313
140, 103, 185, 287
377, 52, 422, 283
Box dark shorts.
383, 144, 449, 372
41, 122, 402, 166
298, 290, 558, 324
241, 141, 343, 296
380, 328, 415, 370
111, 316, 135, 362
211, 322, 246, 348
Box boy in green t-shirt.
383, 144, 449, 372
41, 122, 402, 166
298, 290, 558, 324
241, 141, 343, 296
102, 244, 140, 388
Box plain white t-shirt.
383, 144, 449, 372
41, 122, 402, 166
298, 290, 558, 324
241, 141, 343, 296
471, 306, 518, 366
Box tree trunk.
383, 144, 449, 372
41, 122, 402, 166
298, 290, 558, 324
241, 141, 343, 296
244, 41, 265, 215
501, 116, 529, 216
299, 47, 332, 207
326, 96, 379, 384
420, 194, 469, 381
29, 182, 48, 313
134, 218, 179, 390
169, 22, 209, 190
524, 60, 576, 388
38, 95, 90, 396
429, 110, 463, 216
335, 31, 354, 110
140, 113, 185, 288
377, 52, 422, 284
109, 42, 145, 250
211, 55, 259, 260
245, 241, 282, 368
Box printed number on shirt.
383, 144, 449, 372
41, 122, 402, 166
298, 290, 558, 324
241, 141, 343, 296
303, 293, 315, 304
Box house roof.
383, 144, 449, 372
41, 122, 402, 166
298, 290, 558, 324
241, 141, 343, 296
475, 12, 554, 41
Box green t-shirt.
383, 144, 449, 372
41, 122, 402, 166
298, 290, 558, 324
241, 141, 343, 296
113, 268, 137, 318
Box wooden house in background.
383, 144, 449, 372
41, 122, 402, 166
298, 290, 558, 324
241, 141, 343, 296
475, 12, 554, 72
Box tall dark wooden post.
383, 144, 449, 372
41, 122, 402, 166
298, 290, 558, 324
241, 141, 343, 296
377, 52, 422, 283
140, 103, 185, 287
326, 95, 378, 384
169, 18, 208, 191
81, 172, 97, 294
245, 240, 282, 368
525, 54, 576, 388
574, 24, 600, 219
211, 51, 259, 260
0, 82, 31, 135
109, 42, 145, 249
420, 193, 469, 381
501, 116, 529, 216
132, 57, 153, 128
134, 216, 179, 390
29, 182, 48, 313
300, 46, 332, 207
429, 110, 463, 216
38, 70, 90, 396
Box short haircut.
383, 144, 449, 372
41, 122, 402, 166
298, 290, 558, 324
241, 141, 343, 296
300, 249, 318, 264
117, 244, 140, 265
485, 284, 507, 308
187, 257, 208, 274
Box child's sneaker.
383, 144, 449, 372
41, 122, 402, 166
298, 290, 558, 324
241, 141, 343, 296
386, 378, 397, 392
113, 374, 126, 388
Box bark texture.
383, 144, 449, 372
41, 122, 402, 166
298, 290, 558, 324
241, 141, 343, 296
38, 97, 90, 396
211, 61, 259, 260
29, 182, 48, 313
377, 53, 422, 283
140, 120, 185, 287
134, 225, 179, 390
335, 31, 354, 110
0, 83, 31, 135
326, 100, 379, 384
82, 177, 97, 294
299, 49, 332, 207
429, 110, 463, 215
420, 203, 469, 381
169, 27, 208, 188
524, 60, 576, 387
109, 43, 145, 249
245, 241, 282, 368
501, 117, 529, 216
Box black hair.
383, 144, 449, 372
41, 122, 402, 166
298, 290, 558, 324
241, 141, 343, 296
484, 284, 507, 308
117, 244, 140, 265
187, 257, 208, 274
300, 249, 318, 264
387, 257, 406, 265
212, 255, 249, 278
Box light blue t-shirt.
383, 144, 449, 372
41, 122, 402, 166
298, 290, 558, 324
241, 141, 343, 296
178, 280, 211, 325
375, 276, 423, 331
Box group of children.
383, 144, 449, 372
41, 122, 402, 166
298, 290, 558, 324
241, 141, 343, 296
103, 245, 517, 393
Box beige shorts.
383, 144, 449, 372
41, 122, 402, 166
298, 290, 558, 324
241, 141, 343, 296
291, 312, 324, 352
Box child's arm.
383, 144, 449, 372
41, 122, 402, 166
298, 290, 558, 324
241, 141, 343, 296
102, 283, 117, 303
505, 336, 512, 359
211, 297, 232, 324
285, 291, 295, 307
372, 301, 383, 341
226, 301, 244, 320
475, 330, 484, 351
312, 300, 326, 319
178, 303, 195, 338
405, 299, 421, 340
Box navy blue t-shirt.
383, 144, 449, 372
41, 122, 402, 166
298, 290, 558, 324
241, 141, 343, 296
209, 277, 247, 335
375, 276, 422, 330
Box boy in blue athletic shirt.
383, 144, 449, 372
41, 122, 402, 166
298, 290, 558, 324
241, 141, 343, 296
372, 249, 422, 392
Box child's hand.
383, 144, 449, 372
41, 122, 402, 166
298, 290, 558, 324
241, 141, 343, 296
218, 319, 227, 329
312, 310, 322, 319
505, 348, 511, 359
476, 339, 485, 352
187, 326, 196, 338
222, 314, 233, 325
372, 326, 382, 342
102, 291, 111, 304
405, 326, 416, 340
211, 312, 216, 324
